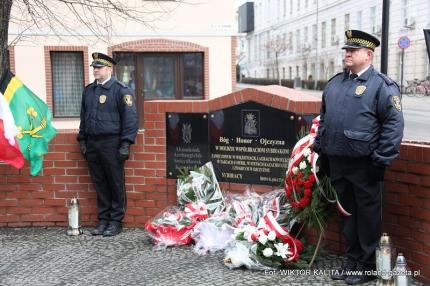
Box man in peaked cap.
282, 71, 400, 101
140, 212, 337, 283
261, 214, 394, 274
314, 30, 404, 285
77, 52, 138, 237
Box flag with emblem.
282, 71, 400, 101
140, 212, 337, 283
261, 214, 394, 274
0, 70, 57, 176
0, 91, 25, 169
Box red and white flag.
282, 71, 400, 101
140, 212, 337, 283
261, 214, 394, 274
0, 92, 24, 169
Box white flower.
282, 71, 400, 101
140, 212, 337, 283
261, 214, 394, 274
303, 148, 311, 157
263, 248, 273, 257
274, 243, 293, 259
267, 231, 276, 241
299, 161, 307, 170
258, 234, 268, 245
292, 167, 299, 175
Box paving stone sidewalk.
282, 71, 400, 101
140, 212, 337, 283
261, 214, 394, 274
0, 228, 426, 286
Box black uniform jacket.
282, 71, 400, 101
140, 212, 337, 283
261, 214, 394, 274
314, 66, 404, 167
77, 77, 138, 144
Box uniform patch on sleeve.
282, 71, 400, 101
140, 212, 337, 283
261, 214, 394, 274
391, 95, 402, 112
123, 94, 133, 106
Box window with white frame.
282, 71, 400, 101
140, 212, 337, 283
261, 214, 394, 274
356, 10, 362, 30
296, 29, 301, 53
277, 0, 281, 19
248, 38, 252, 62
321, 21, 326, 48
304, 26, 309, 44
331, 18, 337, 46
401, 0, 408, 27
289, 32, 293, 52
312, 24, 317, 50
283, 0, 287, 16
344, 13, 350, 30
370, 6, 376, 33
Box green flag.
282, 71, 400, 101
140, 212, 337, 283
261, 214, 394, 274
0, 70, 57, 176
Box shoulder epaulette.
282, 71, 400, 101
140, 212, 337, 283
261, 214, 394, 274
116, 80, 127, 88
328, 72, 343, 83
377, 73, 396, 86
85, 82, 95, 89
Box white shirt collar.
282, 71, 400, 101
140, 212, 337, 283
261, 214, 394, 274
97, 76, 111, 86
351, 65, 371, 78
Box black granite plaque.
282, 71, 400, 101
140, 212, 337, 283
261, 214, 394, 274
209, 101, 300, 186
166, 113, 210, 178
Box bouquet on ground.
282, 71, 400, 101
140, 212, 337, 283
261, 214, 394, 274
177, 161, 224, 214
224, 212, 303, 270
224, 189, 261, 227
145, 202, 209, 249
191, 220, 235, 255
224, 188, 292, 228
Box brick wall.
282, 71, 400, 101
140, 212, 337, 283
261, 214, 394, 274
8, 46, 16, 74
0, 86, 429, 282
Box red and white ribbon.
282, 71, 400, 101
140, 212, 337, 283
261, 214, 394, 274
285, 116, 351, 216
184, 202, 209, 220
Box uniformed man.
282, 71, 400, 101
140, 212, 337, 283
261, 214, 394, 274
314, 30, 404, 285
77, 52, 138, 237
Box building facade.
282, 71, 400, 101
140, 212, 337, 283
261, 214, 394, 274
7, 0, 237, 130
237, 0, 430, 86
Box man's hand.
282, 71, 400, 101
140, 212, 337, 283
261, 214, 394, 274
117, 141, 130, 163
79, 141, 87, 157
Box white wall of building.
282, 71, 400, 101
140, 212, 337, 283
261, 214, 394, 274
237, 0, 430, 84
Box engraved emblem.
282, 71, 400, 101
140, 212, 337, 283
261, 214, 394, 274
347, 30, 352, 39
182, 123, 192, 144
355, 85, 366, 96
99, 95, 107, 104
123, 94, 133, 106
242, 110, 260, 138
391, 95, 402, 112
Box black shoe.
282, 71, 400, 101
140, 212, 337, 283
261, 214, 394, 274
91, 222, 108, 236
345, 264, 376, 285
103, 224, 122, 237
331, 259, 356, 280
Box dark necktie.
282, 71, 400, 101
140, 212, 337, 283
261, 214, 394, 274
349, 73, 358, 80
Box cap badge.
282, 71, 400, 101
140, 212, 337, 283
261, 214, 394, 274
347, 30, 352, 39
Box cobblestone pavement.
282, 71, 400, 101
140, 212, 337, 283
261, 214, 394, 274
0, 228, 426, 286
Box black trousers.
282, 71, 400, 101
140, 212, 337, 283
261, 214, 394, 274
86, 135, 126, 225
328, 156, 383, 268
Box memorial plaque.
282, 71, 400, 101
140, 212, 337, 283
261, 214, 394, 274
209, 101, 300, 186
166, 113, 209, 178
